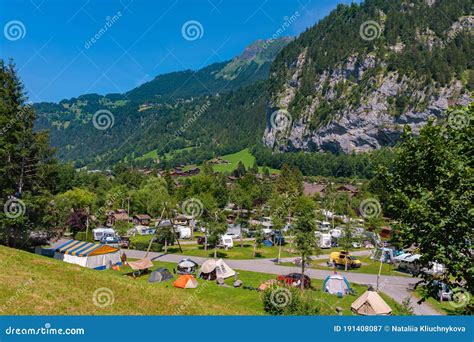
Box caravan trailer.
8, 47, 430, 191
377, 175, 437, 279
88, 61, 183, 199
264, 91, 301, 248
92, 228, 116, 241
220, 234, 234, 249
319, 221, 331, 231
316, 232, 332, 249
175, 225, 192, 239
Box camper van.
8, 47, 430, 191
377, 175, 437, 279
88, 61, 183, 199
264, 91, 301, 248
319, 221, 331, 231
220, 234, 234, 249
317, 233, 332, 249
175, 225, 192, 239
92, 227, 116, 241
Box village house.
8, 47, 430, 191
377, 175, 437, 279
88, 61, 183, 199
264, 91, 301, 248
303, 182, 327, 197
107, 209, 130, 226
133, 214, 152, 226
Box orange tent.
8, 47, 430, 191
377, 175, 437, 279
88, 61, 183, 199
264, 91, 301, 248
173, 275, 198, 289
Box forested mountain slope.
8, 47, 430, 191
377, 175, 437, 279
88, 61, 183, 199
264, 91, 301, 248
264, 0, 472, 153
33, 38, 290, 167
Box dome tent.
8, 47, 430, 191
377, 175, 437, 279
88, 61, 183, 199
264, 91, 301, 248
198, 259, 236, 280
148, 268, 173, 283
173, 275, 198, 289
323, 274, 351, 296
176, 258, 198, 275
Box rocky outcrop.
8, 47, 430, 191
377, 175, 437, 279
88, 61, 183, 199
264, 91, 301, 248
263, 13, 473, 154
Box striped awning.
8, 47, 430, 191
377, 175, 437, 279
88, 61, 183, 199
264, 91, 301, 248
55, 240, 119, 257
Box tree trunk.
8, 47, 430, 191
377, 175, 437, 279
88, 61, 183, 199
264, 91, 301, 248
277, 237, 282, 264
300, 255, 305, 290
253, 242, 256, 258
214, 246, 217, 258
345, 257, 348, 271
164, 238, 168, 253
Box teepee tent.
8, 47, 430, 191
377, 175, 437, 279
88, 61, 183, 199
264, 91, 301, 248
198, 259, 236, 280
323, 274, 351, 296
173, 275, 198, 289
351, 290, 392, 315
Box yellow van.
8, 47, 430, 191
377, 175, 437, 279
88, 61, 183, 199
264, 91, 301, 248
329, 251, 362, 268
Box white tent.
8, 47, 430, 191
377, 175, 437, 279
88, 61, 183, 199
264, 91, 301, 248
54, 239, 121, 270
199, 259, 236, 280
323, 274, 351, 295
351, 290, 392, 316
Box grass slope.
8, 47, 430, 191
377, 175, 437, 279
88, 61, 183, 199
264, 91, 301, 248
212, 148, 279, 174
0, 246, 403, 315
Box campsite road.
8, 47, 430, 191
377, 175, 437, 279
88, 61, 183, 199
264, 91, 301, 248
122, 249, 441, 316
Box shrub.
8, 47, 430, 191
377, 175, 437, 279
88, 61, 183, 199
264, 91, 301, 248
262, 284, 320, 315
131, 241, 163, 252
74, 231, 94, 242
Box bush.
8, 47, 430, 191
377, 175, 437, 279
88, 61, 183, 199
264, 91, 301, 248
131, 241, 163, 252
262, 284, 320, 315
74, 231, 94, 242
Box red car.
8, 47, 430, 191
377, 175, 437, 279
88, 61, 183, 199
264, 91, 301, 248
277, 273, 311, 289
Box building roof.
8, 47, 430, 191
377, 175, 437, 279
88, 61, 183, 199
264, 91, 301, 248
134, 214, 151, 220
303, 182, 327, 197
337, 184, 359, 193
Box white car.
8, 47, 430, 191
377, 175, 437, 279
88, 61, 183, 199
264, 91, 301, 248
225, 232, 240, 239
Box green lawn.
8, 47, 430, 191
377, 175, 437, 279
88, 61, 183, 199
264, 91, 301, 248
0, 245, 405, 315
281, 254, 410, 277
212, 149, 280, 174
130, 236, 299, 259
413, 287, 471, 315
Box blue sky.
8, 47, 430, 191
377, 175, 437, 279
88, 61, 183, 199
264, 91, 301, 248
0, 0, 357, 102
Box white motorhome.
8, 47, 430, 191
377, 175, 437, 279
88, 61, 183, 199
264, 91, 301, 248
319, 221, 331, 231
316, 232, 332, 248
220, 234, 234, 249
175, 225, 192, 239
92, 227, 116, 241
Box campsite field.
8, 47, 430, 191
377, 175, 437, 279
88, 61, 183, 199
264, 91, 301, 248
0, 246, 404, 315
296, 255, 413, 277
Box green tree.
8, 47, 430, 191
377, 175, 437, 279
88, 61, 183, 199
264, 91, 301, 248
374, 106, 473, 304
292, 196, 320, 288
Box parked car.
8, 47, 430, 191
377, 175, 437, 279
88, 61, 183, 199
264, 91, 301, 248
277, 273, 311, 289
329, 251, 362, 268
119, 236, 130, 249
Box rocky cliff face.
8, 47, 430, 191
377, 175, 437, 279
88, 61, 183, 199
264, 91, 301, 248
264, 1, 472, 153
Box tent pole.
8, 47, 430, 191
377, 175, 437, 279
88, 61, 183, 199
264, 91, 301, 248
170, 215, 183, 254
145, 207, 166, 259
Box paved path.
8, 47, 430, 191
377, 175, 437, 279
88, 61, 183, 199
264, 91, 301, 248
122, 248, 440, 316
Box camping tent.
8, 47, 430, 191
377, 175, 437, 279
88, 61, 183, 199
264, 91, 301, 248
54, 239, 121, 270
323, 274, 351, 296
351, 290, 392, 315
198, 259, 236, 280
173, 275, 198, 289
148, 268, 173, 283
177, 258, 198, 274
